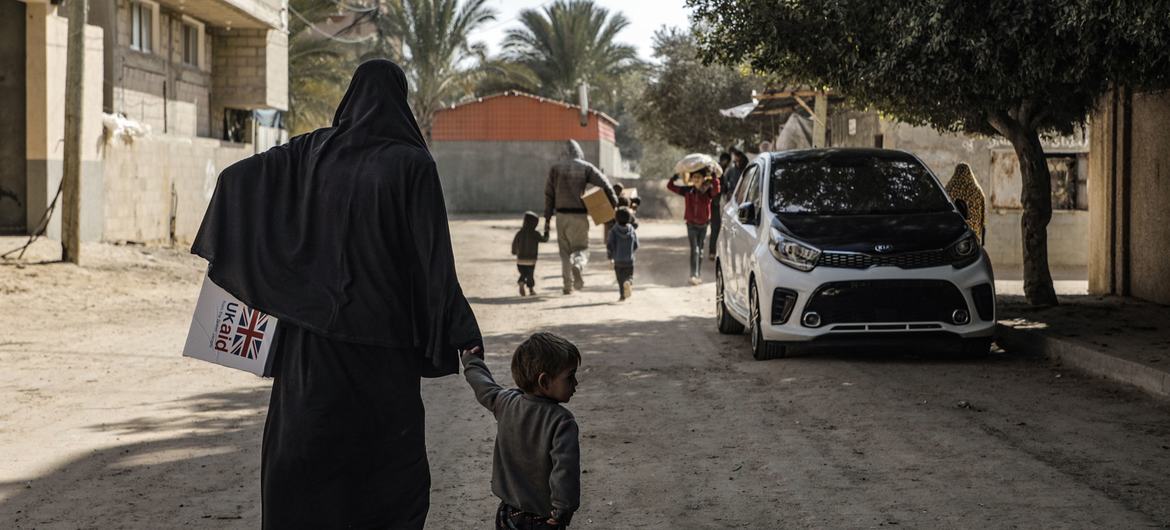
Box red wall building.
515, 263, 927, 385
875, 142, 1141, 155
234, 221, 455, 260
430, 92, 622, 213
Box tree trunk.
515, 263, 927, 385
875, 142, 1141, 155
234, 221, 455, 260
1009, 128, 1060, 306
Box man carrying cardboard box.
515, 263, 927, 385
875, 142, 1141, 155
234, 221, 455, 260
544, 140, 618, 294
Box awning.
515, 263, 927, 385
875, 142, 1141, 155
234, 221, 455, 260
719, 101, 759, 119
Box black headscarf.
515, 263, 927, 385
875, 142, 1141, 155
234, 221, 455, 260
192, 60, 480, 376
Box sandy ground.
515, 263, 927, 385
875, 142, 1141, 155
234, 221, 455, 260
2, 218, 1169, 529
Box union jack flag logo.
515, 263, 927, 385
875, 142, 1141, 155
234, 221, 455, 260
230, 308, 269, 360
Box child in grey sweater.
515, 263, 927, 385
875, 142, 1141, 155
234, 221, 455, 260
462, 332, 581, 529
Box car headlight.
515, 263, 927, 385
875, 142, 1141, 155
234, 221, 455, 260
769, 227, 821, 272
950, 235, 979, 267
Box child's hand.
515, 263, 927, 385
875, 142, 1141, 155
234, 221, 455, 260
460, 345, 483, 359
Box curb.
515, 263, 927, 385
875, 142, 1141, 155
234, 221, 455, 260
996, 323, 1170, 398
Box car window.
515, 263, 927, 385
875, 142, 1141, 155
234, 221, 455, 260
768, 153, 952, 215
744, 164, 762, 206
734, 165, 759, 205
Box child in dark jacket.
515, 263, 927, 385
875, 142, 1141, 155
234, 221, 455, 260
606, 207, 638, 301
512, 211, 550, 296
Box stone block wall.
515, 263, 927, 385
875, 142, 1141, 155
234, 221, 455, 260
102, 135, 251, 243
210, 27, 288, 139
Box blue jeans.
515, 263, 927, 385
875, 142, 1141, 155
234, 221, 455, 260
687, 223, 708, 278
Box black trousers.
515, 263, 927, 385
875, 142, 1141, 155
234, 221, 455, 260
614, 264, 634, 295
517, 264, 535, 288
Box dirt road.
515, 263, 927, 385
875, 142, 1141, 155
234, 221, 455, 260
2, 218, 1169, 528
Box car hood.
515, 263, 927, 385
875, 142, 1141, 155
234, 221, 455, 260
773, 211, 970, 253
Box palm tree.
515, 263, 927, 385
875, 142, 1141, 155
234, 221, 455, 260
287, 0, 372, 135
369, 0, 496, 140
502, 0, 640, 105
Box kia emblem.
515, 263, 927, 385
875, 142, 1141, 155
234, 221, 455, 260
874, 244, 894, 253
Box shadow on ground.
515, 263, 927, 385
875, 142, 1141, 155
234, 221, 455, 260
0, 387, 270, 528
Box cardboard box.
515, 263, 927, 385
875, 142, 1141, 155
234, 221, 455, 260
183, 275, 278, 376
581, 186, 615, 225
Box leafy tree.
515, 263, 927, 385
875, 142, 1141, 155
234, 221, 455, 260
502, 0, 641, 103
368, 0, 497, 139
636, 27, 766, 153
689, 0, 1170, 305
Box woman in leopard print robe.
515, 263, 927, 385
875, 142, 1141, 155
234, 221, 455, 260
945, 163, 986, 244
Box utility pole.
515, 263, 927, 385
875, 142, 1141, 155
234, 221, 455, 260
62, 0, 87, 263
813, 91, 828, 148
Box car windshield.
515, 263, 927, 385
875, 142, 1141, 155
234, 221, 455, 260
769, 154, 954, 215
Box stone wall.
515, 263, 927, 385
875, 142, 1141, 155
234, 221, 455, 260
432, 140, 623, 214
101, 135, 252, 244
1090, 89, 1170, 304
1127, 91, 1170, 304
210, 27, 288, 139
986, 210, 1090, 270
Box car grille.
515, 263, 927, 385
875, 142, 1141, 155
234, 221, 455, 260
803, 280, 968, 326
817, 249, 952, 269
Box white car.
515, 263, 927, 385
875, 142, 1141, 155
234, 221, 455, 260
716, 148, 996, 359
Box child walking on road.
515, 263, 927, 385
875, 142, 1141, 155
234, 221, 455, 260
462, 333, 582, 529
606, 207, 638, 301
512, 211, 550, 296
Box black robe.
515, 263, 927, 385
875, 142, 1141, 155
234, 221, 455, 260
192, 60, 481, 529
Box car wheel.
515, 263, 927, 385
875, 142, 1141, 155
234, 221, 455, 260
959, 337, 993, 358
716, 265, 745, 335
750, 281, 786, 360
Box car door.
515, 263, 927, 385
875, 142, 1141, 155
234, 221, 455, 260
728, 163, 760, 312
736, 163, 764, 307
720, 166, 746, 303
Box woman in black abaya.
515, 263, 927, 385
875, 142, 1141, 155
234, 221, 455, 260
192, 60, 481, 529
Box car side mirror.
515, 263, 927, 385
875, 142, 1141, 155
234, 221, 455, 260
954, 199, 970, 220
737, 202, 756, 225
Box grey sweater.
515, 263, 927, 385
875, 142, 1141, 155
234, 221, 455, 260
462, 353, 581, 524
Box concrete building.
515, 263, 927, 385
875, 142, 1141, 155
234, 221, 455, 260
430, 91, 622, 213
0, 0, 288, 244
1088, 89, 1170, 305
827, 110, 1090, 274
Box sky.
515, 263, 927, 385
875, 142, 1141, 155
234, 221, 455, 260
468, 0, 695, 62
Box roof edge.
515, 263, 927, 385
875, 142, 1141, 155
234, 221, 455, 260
437, 91, 620, 127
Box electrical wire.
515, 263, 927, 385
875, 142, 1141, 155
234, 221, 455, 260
289, 5, 378, 44
1, 179, 64, 262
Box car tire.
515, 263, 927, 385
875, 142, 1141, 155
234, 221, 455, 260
959, 337, 993, 358
716, 265, 745, 335
750, 281, 787, 360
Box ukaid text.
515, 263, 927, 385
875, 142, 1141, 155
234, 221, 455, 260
183, 275, 278, 376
